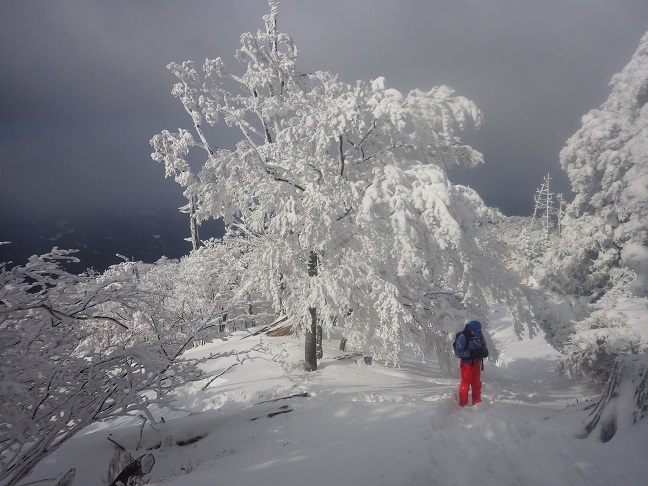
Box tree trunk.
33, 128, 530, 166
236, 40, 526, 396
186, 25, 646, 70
316, 324, 323, 359
304, 307, 318, 371
305, 251, 319, 371
189, 195, 200, 251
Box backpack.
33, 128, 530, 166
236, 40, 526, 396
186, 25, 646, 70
452, 331, 464, 358
453, 329, 489, 359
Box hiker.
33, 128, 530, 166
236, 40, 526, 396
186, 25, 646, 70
453, 320, 489, 407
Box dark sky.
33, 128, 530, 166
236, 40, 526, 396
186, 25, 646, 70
2, 0, 647, 222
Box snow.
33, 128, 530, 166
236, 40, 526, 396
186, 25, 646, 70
24, 309, 648, 486
622, 243, 648, 296
613, 297, 648, 345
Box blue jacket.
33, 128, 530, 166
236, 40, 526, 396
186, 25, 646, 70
455, 331, 485, 365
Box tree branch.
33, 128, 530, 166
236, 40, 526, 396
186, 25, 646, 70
201, 363, 239, 390
39, 304, 130, 330
338, 135, 346, 177
265, 165, 306, 192
336, 206, 353, 222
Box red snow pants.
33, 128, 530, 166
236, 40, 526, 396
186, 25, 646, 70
459, 359, 481, 406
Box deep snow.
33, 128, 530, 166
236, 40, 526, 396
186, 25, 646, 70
25, 310, 648, 486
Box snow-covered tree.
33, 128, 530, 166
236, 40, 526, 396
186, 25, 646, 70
535, 33, 648, 429
152, 1, 534, 370
133, 236, 274, 341
149, 125, 202, 250
541, 31, 648, 299
529, 174, 565, 246
501, 176, 567, 282
0, 250, 203, 486
529, 174, 555, 244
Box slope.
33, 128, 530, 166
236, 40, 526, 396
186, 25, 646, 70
26, 312, 648, 486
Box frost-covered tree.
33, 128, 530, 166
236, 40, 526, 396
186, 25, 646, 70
501, 175, 567, 281
0, 250, 203, 486
529, 173, 565, 246
150, 123, 202, 250
541, 31, 648, 299
487, 216, 537, 282
132, 236, 274, 342
529, 174, 554, 244
152, 1, 534, 370
535, 33, 648, 431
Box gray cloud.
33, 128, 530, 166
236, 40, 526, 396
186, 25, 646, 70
1, 0, 647, 221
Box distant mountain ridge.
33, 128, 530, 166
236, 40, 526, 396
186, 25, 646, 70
0, 207, 225, 273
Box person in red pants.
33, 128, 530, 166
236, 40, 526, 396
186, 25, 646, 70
453, 320, 488, 407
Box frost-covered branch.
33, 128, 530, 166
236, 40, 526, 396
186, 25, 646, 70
0, 250, 221, 486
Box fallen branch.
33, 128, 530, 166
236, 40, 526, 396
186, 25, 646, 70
332, 352, 363, 361
202, 363, 239, 390
109, 454, 155, 486
176, 435, 205, 447
240, 315, 288, 339
268, 409, 292, 418
257, 392, 309, 404
107, 436, 127, 451
251, 405, 293, 421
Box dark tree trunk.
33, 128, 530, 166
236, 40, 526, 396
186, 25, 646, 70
220, 310, 227, 333
305, 307, 318, 371
305, 251, 319, 371
316, 324, 323, 359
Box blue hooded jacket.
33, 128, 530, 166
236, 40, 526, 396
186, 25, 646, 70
455, 320, 485, 364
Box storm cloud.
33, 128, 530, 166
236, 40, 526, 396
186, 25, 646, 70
2, 0, 647, 221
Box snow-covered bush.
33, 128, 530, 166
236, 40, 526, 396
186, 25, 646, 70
0, 250, 204, 486
558, 310, 642, 388
135, 237, 274, 337
582, 354, 648, 442
537, 213, 634, 298
488, 215, 545, 281
77, 236, 274, 360
151, 1, 534, 369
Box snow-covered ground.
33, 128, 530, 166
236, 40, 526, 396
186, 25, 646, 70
27, 311, 648, 486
